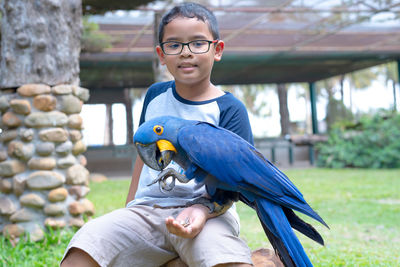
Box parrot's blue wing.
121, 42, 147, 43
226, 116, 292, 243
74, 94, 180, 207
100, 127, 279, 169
178, 122, 326, 226
178, 122, 327, 267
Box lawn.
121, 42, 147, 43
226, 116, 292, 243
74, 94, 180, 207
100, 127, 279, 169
1, 168, 399, 266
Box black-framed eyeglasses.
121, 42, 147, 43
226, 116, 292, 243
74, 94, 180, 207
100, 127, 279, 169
160, 40, 218, 55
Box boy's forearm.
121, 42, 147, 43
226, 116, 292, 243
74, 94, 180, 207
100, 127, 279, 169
125, 157, 144, 205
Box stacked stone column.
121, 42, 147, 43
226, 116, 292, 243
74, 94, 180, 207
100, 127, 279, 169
0, 84, 93, 241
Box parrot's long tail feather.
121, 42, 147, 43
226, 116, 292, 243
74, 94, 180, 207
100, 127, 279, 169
283, 207, 325, 246
272, 190, 329, 229
258, 215, 295, 267
255, 198, 314, 267
269, 166, 329, 229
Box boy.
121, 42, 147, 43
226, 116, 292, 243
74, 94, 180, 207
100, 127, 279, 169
61, 3, 254, 267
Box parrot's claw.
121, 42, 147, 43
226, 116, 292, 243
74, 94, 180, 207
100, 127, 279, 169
159, 175, 175, 191
185, 197, 223, 214
148, 168, 190, 191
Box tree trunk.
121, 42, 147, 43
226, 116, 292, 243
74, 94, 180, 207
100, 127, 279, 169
349, 85, 354, 114
393, 80, 397, 112
304, 87, 312, 134
124, 89, 134, 144
339, 74, 345, 103
339, 74, 345, 117
153, 11, 173, 83
104, 104, 113, 145
0, 0, 81, 87
277, 83, 290, 136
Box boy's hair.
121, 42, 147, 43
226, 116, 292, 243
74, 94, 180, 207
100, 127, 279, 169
158, 2, 219, 44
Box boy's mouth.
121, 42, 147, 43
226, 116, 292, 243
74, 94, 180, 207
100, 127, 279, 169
178, 63, 197, 69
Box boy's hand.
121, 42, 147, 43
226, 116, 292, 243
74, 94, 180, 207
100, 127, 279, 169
165, 204, 209, 239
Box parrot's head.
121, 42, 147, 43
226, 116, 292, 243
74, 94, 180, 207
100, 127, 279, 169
133, 116, 192, 171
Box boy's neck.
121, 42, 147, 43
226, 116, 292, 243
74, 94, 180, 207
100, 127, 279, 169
174, 80, 224, 102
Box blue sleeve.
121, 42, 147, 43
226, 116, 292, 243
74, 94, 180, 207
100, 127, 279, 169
217, 93, 254, 145
139, 81, 172, 126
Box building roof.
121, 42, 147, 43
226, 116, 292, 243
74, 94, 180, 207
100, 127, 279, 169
80, 0, 400, 101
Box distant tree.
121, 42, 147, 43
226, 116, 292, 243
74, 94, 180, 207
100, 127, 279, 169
277, 83, 290, 136
317, 77, 348, 131
379, 62, 399, 112
317, 67, 379, 131
347, 67, 378, 114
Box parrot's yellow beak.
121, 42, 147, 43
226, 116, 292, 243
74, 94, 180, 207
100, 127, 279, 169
135, 140, 176, 171
154, 140, 176, 170
156, 140, 177, 153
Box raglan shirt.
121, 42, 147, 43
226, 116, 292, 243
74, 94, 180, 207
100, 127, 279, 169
127, 81, 253, 215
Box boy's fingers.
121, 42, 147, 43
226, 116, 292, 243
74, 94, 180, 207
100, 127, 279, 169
165, 217, 197, 238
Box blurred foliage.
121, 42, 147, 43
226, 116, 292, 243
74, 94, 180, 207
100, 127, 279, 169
316, 111, 400, 168
316, 67, 379, 131
81, 17, 112, 53
347, 67, 379, 91
82, 0, 154, 15
382, 61, 398, 86
223, 84, 271, 117
325, 97, 354, 130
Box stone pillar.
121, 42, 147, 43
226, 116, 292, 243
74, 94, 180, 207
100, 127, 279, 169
0, 83, 92, 241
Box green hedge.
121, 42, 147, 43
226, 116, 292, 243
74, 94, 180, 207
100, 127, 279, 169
317, 112, 400, 168
81, 18, 112, 53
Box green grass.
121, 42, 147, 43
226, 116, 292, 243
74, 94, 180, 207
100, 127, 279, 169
0, 181, 131, 267
237, 169, 400, 266
1, 169, 399, 266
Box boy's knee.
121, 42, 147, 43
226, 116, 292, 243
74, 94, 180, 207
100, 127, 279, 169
61, 247, 99, 267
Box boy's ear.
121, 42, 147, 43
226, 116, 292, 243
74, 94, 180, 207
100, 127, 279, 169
156, 46, 166, 65
214, 40, 224, 62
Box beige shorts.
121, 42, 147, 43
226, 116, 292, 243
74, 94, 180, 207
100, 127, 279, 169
61, 205, 252, 267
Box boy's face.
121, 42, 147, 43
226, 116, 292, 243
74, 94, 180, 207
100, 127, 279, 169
156, 17, 224, 87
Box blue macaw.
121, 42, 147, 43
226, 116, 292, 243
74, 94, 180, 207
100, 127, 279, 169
134, 116, 328, 267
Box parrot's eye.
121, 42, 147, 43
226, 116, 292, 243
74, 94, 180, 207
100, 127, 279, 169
153, 125, 164, 135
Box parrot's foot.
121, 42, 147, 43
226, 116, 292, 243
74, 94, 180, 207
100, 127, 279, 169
185, 197, 225, 214
148, 168, 190, 191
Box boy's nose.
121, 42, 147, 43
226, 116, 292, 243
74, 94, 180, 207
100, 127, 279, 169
181, 44, 192, 56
